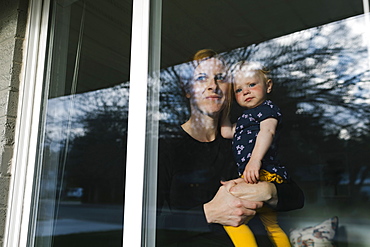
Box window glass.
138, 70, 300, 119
30, 0, 132, 246
154, 1, 369, 246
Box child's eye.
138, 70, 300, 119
249, 83, 256, 87
235, 88, 242, 93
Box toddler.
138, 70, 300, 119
221, 61, 291, 247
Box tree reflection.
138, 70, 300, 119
65, 108, 127, 204
47, 15, 370, 205
159, 15, 370, 203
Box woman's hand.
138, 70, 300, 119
203, 182, 263, 227
224, 178, 278, 207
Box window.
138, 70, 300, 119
28, 0, 132, 246
17, 0, 370, 247
154, 1, 370, 247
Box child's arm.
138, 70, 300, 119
220, 113, 236, 139
243, 118, 278, 184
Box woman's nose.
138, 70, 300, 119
207, 78, 218, 90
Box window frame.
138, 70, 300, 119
4, 0, 156, 246
3, 0, 51, 246
122, 0, 153, 246
6, 0, 369, 246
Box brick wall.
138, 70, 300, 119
0, 0, 29, 245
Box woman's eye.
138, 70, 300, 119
195, 75, 207, 81
215, 74, 226, 81
235, 88, 242, 93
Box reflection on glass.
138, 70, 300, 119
31, 0, 132, 246
157, 14, 370, 246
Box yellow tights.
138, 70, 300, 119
224, 206, 291, 247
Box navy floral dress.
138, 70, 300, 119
232, 100, 289, 183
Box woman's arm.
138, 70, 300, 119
220, 113, 236, 139
158, 179, 263, 230
157, 178, 263, 246
204, 183, 263, 227
273, 180, 305, 211
226, 178, 304, 211
156, 147, 212, 245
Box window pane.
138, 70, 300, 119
30, 0, 132, 246
154, 1, 369, 247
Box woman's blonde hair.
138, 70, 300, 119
192, 48, 217, 61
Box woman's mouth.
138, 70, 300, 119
206, 95, 221, 99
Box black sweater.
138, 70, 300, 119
156, 127, 304, 247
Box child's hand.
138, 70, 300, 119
243, 160, 261, 184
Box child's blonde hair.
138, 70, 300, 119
231, 61, 271, 85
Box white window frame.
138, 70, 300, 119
123, 0, 162, 246
3, 0, 51, 246
4, 0, 157, 246
122, 0, 151, 246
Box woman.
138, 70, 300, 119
156, 49, 304, 247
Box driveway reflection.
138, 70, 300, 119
36, 202, 123, 236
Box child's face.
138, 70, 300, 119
233, 71, 272, 109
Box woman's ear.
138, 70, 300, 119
266, 79, 273, 93
183, 84, 191, 98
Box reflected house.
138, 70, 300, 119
1, 0, 370, 246
66, 187, 83, 198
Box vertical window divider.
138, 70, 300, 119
122, 0, 152, 246
142, 0, 162, 246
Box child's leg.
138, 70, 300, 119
224, 225, 257, 247
257, 206, 291, 247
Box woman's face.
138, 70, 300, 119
187, 58, 229, 117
